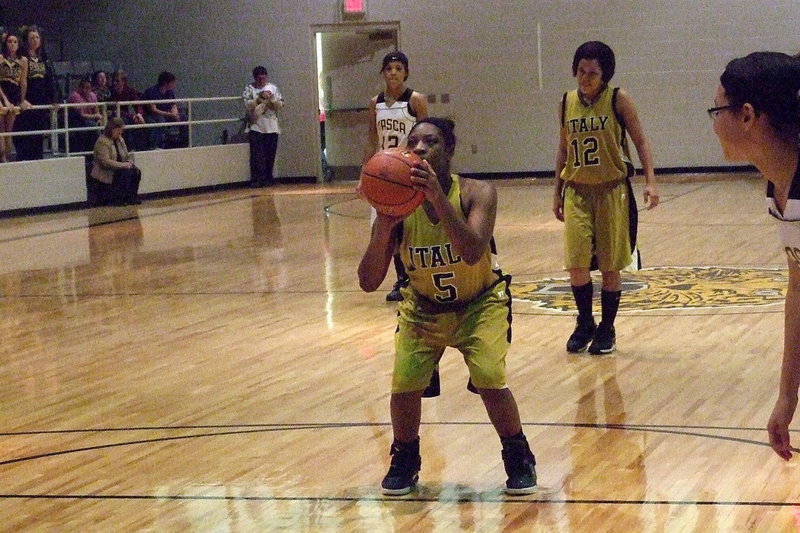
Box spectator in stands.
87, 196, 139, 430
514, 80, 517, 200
91, 70, 111, 104
142, 70, 187, 149
67, 77, 102, 153
110, 70, 143, 123
109, 70, 145, 150
0, 32, 29, 162
16, 25, 58, 161
89, 117, 141, 206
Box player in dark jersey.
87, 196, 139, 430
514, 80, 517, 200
712, 52, 800, 460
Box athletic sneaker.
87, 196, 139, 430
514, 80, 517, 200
385, 278, 408, 302
566, 318, 596, 353
381, 438, 421, 496
421, 366, 440, 398
501, 435, 537, 495
588, 323, 616, 354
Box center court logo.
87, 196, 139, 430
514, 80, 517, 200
513, 266, 787, 312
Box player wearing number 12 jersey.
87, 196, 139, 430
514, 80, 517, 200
365, 51, 428, 157
363, 51, 439, 396
364, 51, 429, 302
553, 41, 659, 356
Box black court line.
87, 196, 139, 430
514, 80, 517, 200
514, 308, 783, 317
323, 179, 710, 220
0, 289, 368, 298
0, 425, 322, 467
0, 421, 795, 468
323, 194, 363, 219
0, 420, 782, 435
0, 421, 796, 507
0, 493, 797, 507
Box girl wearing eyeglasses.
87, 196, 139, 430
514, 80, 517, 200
712, 52, 800, 460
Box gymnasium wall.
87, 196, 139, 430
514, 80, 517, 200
5, 1, 800, 178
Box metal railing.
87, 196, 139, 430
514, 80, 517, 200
0, 96, 244, 157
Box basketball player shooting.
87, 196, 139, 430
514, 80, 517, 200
358, 117, 537, 496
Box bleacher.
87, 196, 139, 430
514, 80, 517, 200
50, 60, 118, 101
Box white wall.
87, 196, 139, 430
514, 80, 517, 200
6, 1, 800, 177
0, 144, 249, 211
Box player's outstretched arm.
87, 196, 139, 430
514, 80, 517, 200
768, 258, 800, 459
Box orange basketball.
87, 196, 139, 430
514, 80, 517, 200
358, 149, 425, 217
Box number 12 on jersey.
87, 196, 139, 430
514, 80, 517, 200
570, 136, 599, 167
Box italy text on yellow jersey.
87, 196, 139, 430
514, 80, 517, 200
400, 175, 498, 304
560, 86, 631, 185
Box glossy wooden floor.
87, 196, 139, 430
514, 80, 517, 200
1, 173, 799, 532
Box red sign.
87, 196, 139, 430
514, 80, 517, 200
343, 0, 364, 13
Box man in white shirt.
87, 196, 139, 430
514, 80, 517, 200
243, 66, 284, 186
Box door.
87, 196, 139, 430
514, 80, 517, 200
313, 23, 399, 181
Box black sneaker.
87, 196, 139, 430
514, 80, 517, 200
385, 279, 408, 302
566, 318, 596, 353
421, 366, 440, 398
381, 438, 421, 496
501, 435, 537, 495
588, 323, 616, 354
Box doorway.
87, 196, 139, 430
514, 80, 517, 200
313, 23, 399, 181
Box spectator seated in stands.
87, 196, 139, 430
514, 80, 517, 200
88, 117, 141, 206
66, 77, 102, 153
109, 70, 146, 150
91, 70, 111, 108
141, 70, 187, 149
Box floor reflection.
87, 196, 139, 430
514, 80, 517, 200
566, 355, 646, 530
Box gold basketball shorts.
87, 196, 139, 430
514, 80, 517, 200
563, 179, 632, 272
391, 278, 512, 393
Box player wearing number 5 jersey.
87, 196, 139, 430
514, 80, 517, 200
358, 118, 537, 496
399, 174, 499, 305
553, 41, 659, 356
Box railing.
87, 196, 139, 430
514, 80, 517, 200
0, 96, 244, 157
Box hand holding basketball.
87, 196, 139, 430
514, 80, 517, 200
358, 149, 425, 218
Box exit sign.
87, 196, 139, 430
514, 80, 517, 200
342, 0, 365, 17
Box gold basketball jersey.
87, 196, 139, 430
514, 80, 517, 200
560, 86, 631, 185
400, 175, 498, 304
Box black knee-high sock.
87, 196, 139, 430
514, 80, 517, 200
571, 282, 593, 323
600, 289, 621, 327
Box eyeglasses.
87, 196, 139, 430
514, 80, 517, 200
707, 105, 731, 119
